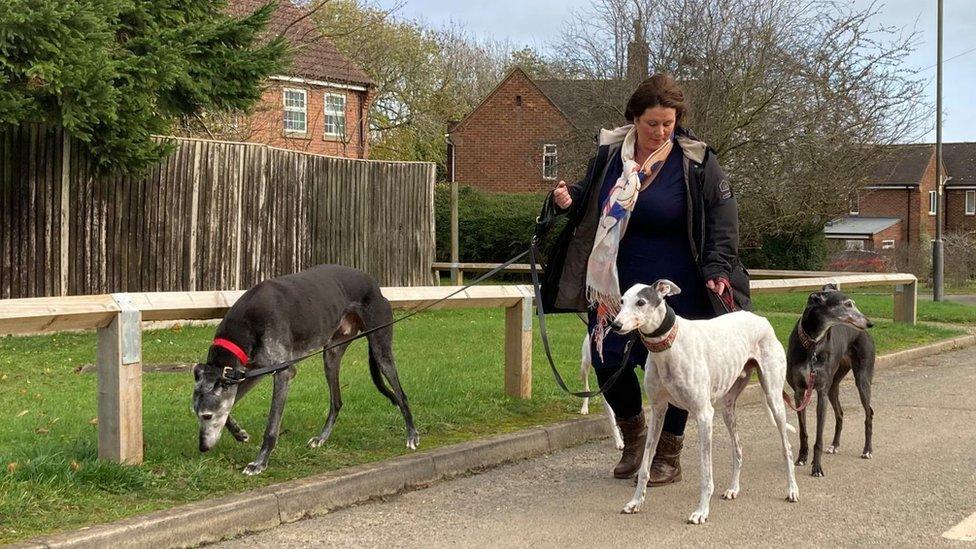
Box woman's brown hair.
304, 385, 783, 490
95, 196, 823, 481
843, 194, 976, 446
624, 74, 687, 125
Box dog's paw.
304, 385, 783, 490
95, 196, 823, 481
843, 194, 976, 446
721, 488, 739, 500
614, 439, 625, 451
826, 445, 839, 454
242, 462, 266, 476
861, 451, 872, 459
621, 500, 642, 514
786, 487, 800, 503
307, 436, 326, 449
406, 432, 420, 450
794, 456, 807, 467
687, 510, 709, 525
811, 465, 824, 477
579, 405, 589, 415
233, 429, 250, 443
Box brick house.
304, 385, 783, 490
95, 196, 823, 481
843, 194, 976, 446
201, 0, 375, 159
448, 26, 649, 193
826, 142, 976, 251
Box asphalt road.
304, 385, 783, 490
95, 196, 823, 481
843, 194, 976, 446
218, 347, 976, 548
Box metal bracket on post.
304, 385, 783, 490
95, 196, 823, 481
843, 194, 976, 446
111, 293, 142, 364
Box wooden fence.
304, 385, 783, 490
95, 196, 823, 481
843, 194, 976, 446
0, 125, 436, 298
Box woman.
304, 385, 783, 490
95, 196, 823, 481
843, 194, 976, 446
542, 74, 750, 485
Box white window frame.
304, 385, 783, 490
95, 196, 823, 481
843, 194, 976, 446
966, 190, 976, 216
283, 88, 307, 134
324, 92, 347, 139
542, 144, 558, 181
849, 192, 859, 215
929, 190, 937, 215
881, 239, 895, 250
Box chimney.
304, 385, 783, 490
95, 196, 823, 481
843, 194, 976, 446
626, 19, 649, 83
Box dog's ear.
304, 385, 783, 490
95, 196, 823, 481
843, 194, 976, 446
654, 279, 681, 298
193, 363, 205, 381
822, 283, 839, 292
808, 292, 827, 305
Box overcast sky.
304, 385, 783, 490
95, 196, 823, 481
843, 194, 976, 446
374, 0, 976, 143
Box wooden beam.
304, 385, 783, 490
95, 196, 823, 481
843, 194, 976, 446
504, 289, 532, 399
96, 308, 143, 464
750, 274, 917, 294
0, 294, 119, 335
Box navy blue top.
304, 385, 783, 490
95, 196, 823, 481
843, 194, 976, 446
588, 140, 714, 370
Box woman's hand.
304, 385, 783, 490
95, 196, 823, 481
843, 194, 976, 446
553, 181, 572, 210
706, 278, 728, 296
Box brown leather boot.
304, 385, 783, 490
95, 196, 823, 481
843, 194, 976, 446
613, 412, 647, 479
644, 431, 683, 486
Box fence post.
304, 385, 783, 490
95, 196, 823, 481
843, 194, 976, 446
893, 279, 918, 325
504, 288, 533, 399
97, 294, 143, 464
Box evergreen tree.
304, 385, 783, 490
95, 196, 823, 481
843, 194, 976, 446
0, 0, 288, 173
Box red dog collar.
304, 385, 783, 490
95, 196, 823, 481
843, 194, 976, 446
212, 338, 249, 366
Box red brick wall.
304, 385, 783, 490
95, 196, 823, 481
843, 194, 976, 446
857, 188, 913, 244
946, 189, 976, 231
917, 152, 938, 239
449, 69, 573, 193
243, 82, 371, 159
870, 222, 902, 250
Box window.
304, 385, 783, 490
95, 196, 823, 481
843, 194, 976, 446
542, 144, 558, 180
929, 190, 937, 215
849, 192, 859, 215
283, 88, 307, 134
845, 239, 865, 251
324, 93, 346, 139
882, 239, 895, 250
967, 191, 976, 215
515, 95, 523, 107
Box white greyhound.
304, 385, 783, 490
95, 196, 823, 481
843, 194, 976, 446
613, 280, 799, 524
578, 333, 625, 450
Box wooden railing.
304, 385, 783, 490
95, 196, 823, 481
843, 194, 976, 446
0, 286, 534, 465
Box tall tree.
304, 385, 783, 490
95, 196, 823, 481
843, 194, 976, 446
315, 0, 514, 173
551, 0, 925, 256
0, 0, 288, 173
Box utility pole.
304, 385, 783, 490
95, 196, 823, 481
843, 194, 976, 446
933, 0, 945, 301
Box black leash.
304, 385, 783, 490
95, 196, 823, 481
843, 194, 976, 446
221, 248, 530, 385
223, 191, 635, 399
527, 239, 637, 398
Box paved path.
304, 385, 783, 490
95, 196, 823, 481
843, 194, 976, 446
219, 347, 976, 548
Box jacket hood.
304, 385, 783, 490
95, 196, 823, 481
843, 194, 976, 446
598, 124, 707, 164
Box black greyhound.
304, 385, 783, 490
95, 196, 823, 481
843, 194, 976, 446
191, 264, 419, 475
786, 283, 875, 477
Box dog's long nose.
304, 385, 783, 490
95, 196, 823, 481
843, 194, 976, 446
866, 319, 874, 328
610, 320, 622, 332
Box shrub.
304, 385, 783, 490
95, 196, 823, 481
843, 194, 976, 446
434, 184, 564, 263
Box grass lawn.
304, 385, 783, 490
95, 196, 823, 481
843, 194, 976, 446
753, 289, 976, 325
0, 306, 964, 543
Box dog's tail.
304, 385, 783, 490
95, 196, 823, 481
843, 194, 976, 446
368, 346, 399, 406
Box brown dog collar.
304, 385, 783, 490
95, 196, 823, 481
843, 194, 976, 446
641, 322, 679, 353
796, 322, 823, 351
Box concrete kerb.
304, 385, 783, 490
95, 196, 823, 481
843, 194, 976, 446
19, 333, 976, 548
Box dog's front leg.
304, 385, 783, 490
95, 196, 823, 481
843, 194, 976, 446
811, 388, 828, 477
688, 407, 714, 525
622, 401, 666, 514
243, 367, 295, 475
226, 377, 261, 443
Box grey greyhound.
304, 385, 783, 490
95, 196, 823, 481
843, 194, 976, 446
191, 264, 419, 475
786, 283, 874, 478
